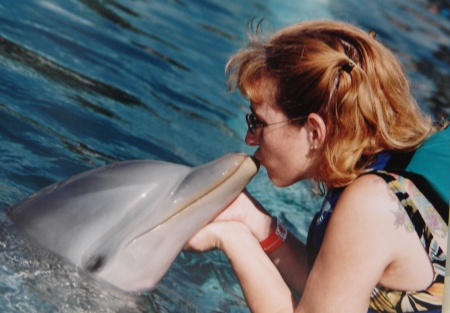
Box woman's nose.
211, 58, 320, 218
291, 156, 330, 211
245, 130, 259, 146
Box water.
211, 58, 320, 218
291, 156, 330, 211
0, 0, 449, 312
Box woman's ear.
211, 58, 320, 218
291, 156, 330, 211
305, 113, 326, 149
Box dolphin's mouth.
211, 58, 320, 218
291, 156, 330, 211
126, 154, 258, 246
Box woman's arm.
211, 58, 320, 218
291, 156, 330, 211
187, 221, 298, 313
298, 174, 431, 312
266, 232, 309, 295
195, 190, 310, 294
186, 175, 418, 312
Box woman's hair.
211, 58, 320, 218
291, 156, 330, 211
226, 20, 438, 189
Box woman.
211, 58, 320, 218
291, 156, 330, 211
185, 20, 448, 313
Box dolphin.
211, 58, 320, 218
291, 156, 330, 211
8, 153, 259, 292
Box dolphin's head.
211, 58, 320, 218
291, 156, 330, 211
9, 153, 259, 292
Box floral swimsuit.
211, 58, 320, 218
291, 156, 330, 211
307, 153, 447, 313
367, 171, 446, 313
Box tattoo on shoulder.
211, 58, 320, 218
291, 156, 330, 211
391, 202, 415, 232
383, 182, 415, 233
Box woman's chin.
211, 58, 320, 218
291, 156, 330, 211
267, 174, 290, 188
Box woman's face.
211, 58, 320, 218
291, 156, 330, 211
245, 79, 318, 187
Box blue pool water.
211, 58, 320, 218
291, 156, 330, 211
0, 0, 449, 312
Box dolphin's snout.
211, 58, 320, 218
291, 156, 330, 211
9, 152, 259, 292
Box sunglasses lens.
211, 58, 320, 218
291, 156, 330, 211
246, 114, 256, 133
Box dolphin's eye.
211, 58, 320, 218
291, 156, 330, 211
85, 255, 105, 272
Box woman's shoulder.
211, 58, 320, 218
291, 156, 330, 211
308, 173, 428, 310
330, 173, 416, 237
324, 172, 440, 295
335, 173, 396, 213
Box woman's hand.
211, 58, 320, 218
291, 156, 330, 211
184, 220, 258, 253
184, 190, 309, 312
184, 221, 229, 252
184, 190, 274, 253
212, 190, 275, 241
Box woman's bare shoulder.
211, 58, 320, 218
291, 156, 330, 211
335, 173, 404, 222
327, 173, 417, 259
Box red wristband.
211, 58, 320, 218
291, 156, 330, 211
259, 217, 288, 253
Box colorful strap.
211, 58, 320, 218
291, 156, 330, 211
371, 170, 448, 253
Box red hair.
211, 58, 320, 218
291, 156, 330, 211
226, 20, 437, 189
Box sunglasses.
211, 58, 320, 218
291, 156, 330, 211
246, 112, 308, 134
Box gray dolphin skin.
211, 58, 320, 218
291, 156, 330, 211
9, 153, 259, 292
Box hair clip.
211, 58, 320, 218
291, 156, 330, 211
368, 31, 377, 39
342, 58, 356, 73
